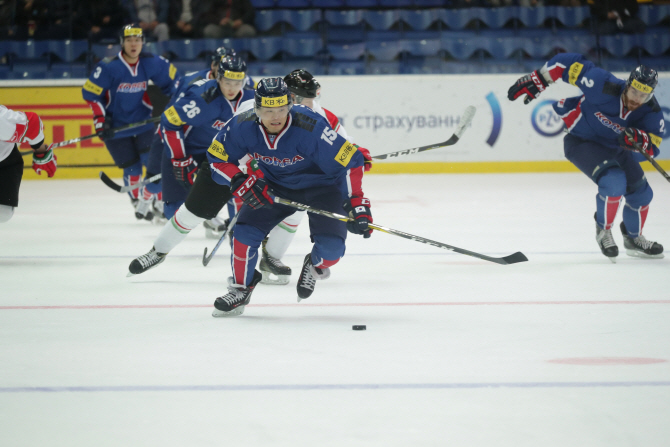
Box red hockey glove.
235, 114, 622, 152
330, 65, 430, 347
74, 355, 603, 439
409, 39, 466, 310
32, 144, 57, 177
231, 173, 274, 210
507, 70, 548, 105
94, 117, 114, 141
618, 128, 653, 156
172, 156, 198, 190
344, 196, 373, 238
356, 145, 373, 172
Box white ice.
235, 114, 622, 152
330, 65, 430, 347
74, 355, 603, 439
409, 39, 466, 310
1, 172, 669, 447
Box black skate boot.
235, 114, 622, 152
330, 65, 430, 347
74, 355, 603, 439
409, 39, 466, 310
212, 270, 263, 317
620, 222, 664, 259
259, 240, 291, 285
595, 213, 618, 263
296, 253, 331, 302
127, 247, 166, 276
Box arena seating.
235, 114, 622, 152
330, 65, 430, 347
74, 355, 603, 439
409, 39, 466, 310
1, 5, 669, 79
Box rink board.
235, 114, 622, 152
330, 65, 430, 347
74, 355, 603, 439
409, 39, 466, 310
3, 74, 669, 180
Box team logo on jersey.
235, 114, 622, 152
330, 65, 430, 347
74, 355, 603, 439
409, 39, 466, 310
164, 106, 185, 126
212, 120, 226, 130
207, 139, 228, 161
531, 99, 564, 137
253, 153, 304, 168
83, 80, 103, 95
334, 141, 356, 167
116, 81, 147, 93
594, 112, 625, 134
568, 62, 583, 86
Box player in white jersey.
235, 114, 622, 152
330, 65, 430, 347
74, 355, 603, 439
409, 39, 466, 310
0, 105, 58, 222
258, 69, 372, 285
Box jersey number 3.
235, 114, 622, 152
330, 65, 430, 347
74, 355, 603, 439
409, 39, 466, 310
182, 100, 201, 119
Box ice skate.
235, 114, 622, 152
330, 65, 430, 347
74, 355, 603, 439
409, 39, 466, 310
151, 199, 167, 224
620, 222, 664, 259
212, 270, 262, 317
134, 196, 154, 222
594, 213, 618, 263
259, 241, 291, 285
296, 253, 330, 302
203, 216, 228, 239
127, 247, 166, 276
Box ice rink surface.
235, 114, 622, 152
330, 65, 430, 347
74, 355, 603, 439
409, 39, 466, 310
1, 172, 669, 447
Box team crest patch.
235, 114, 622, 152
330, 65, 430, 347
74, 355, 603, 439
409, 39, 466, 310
334, 141, 356, 167
208, 139, 228, 161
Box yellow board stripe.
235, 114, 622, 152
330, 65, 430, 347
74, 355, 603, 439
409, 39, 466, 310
21, 160, 670, 180
568, 62, 583, 86
83, 80, 103, 95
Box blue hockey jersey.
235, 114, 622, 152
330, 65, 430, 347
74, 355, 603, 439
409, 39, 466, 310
206, 105, 366, 196
162, 78, 255, 159
82, 51, 179, 139
546, 53, 664, 156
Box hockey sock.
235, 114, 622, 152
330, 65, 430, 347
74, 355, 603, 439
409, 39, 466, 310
311, 234, 345, 269
231, 225, 264, 286
265, 210, 305, 259
153, 204, 205, 254
622, 203, 649, 237
595, 194, 622, 230
123, 163, 143, 200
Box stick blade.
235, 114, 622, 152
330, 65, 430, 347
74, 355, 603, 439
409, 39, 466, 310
99, 171, 122, 192
202, 248, 211, 267
500, 251, 528, 265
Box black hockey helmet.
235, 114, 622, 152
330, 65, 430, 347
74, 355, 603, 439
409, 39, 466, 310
254, 77, 293, 110
283, 69, 321, 99
210, 46, 237, 64
626, 65, 658, 101
217, 55, 247, 81
119, 24, 145, 44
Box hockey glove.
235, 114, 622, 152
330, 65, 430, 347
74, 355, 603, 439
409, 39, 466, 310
618, 128, 653, 156
172, 156, 198, 190
95, 117, 114, 141
344, 196, 373, 238
32, 144, 57, 178
231, 173, 274, 210
356, 145, 373, 172
507, 70, 548, 105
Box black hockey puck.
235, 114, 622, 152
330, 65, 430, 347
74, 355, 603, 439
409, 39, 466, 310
352, 325, 366, 331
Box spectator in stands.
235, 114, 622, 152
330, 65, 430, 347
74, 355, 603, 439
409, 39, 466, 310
168, 0, 195, 38
11, 0, 48, 40
122, 0, 170, 41
197, 0, 256, 39
44, 0, 84, 40
77, 2, 128, 43
590, 0, 646, 35
1, 0, 18, 39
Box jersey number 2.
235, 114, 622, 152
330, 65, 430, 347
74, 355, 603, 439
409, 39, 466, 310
182, 101, 201, 119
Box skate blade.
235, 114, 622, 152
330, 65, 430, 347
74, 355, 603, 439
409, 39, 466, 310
625, 249, 665, 259
260, 271, 290, 285
126, 271, 136, 277
607, 256, 617, 264
212, 306, 245, 317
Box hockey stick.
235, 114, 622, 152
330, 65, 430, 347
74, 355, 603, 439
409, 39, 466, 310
99, 171, 162, 193
202, 213, 240, 267
20, 116, 161, 156
625, 129, 670, 183
272, 196, 527, 265
371, 106, 476, 160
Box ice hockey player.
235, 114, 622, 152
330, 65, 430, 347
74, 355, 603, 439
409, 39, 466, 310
206, 77, 372, 317
0, 105, 58, 223
257, 69, 373, 286
82, 23, 180, 220
508, 53, 664, 261
127, 56, 254, 276
141, 46, 254, 228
